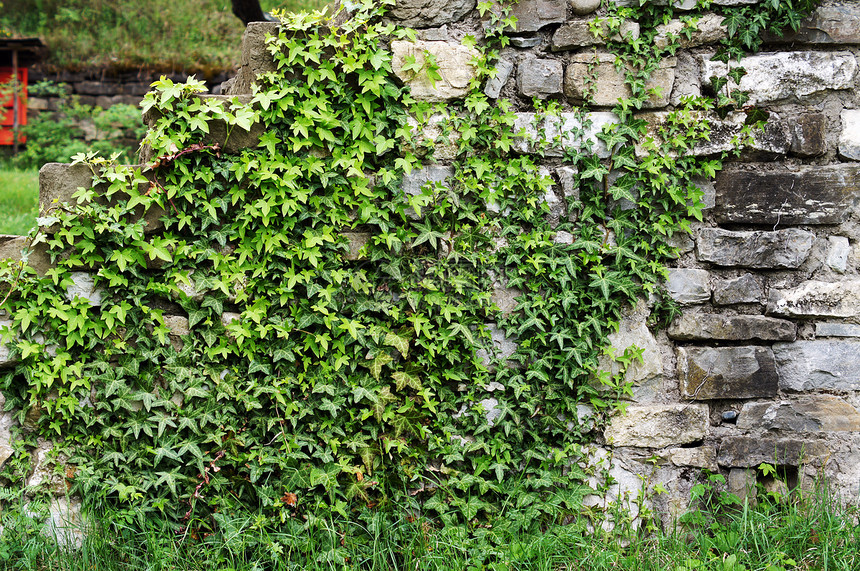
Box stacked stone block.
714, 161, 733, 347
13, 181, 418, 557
4, 0, 860, 530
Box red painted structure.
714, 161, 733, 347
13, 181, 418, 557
0, 38, 45, 152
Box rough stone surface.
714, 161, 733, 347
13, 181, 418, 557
551, 20, 639, 51
224, 22, 279, 96
665, 447, 718, 471
768, 280, 860, 319
476, 324, 517, 368
66, 272, 103, 307
636, 111, 791, 157
565, 53, 676, 108
163, 316, 190, 337
506, 0, 567, 33
700, 51, 857, 105
604, 403, 709, 448
654, 13, 726, 49
712, 274, 762, 305
598, 302, 662, 386
714, 164, 860, 225
738, 396, 860, 432
678, 346, 778, 400
697, 228, 814, 269
774, 340, 860, 391
816, 323, 860, 338
728, 468, 757, 503
570, 0, 600, 15
388, 0, 476, 27
839, 110, 860, 160
0, 319, 14, 368
41, 497, 85, 549
391, 40, 479, 102
517, 57, 563, 98
402, 165, 454, 219
668, 313, 796, 342
826, 236, 850, 273
665, 269, 710, 305
343, 232, 371, 261
407, 114, 459, 160
0, 237, 53, 277
791, 113, 827, 156
512, 112, 620, 158
771, 4, 860, 44
484, 58, 513, 99
510, 36, 542, 48
717, 437, 829, 467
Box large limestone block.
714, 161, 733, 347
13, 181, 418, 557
768, 280, 860, 319
769, 3, 860, 44
714, 164, 860, 225
392, 40, 480, 102
668, 313, 796, 342
678, 346, 778, 400
388, 0, 476, 28
774, 340, 860, 391
0, 236, 53, 277
712, 273, 762, 305
665, 269, 710, 305
506, 0, 567, 33
717, 436, 829, 468
654, 13, 726, 49
551, 19, 639, 51
604, 403, 709, 448
701, 51, 857, 105
565, 53, 676, 108
224, 21, 279, 95
598, 302, 663, 386
39, 163, 165, 233
738, 396, 860, 432
512, 112, 620, 158
697, 228, 814, 269
636, 111, 791, 158
517, 57, 563, 98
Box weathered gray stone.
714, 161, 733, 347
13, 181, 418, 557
407, 114, 459, 160
388, 0, 476, 28
517, 57, 563, 98
163, 315, 190, 337
738, 396, 860, 432
827, 236, 850, 273
791, 113, 826, 156
0, 236, 53, 277
512, 112, 620, 158
697, 228, 814, 269
598, 302, 663, 386
565, 53, 676, 108
569, 0, 600, 15
604, 403, 709, 448
678, 346, 778, 400
769, 4, 860, 44
728, 468, 757, 504
506, 0, 567, 33
418, 26, 450, 41
636, 111, 791, 157
39, 163, 165, 233
713, 274, 762, 305
654, 13, 726, 49
491, 281, 520, 316
66, 272, 103, 307
402, 164, 453, 216
816, 323, 860, 338
717, 437, 829, 467
39, 497, 85, 549
556, 166, 579, 203
0, 319, 15, 368
768, 280, 860, 319
701, 51, 857, 105
342, 232, 371, 261
484, 58, 513, 99
510, 36, 542, 48
391, 40, 480, 102
665, 447, 718, 471
714, 164, 860, 225
551, 19, 639, 51
839, 110, 860, 161
224, 22, 279, 96
665, 269, 710, 305
774, 340, 860, 391
668, 313, 796, 342
476, 324, 517, 367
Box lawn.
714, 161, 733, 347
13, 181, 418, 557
0, 167, 39, 236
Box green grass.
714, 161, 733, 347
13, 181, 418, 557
3, 484, 859, 570
0, 167, 39, 236
1, 0, 328, 73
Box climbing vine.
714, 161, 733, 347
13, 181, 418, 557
0, 0, 818, 559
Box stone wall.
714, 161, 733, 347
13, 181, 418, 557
4, 0, 860, 533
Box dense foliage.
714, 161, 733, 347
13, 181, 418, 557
0, 0, 818, 561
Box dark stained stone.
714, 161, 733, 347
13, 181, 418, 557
717, 437, 829, 467
714, 164, 860, 225
668, 313, 796, 342
678, 346, 778, 400
697, 228, 814, 269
